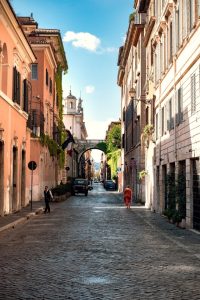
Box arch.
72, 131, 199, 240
77, 145, 106, 178
1, 43, 8, 95
77, 141, 107, 164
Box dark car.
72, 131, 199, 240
104, 180, 116, 191
72, 178, 89, 196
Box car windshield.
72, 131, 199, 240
74, 179, 87, 184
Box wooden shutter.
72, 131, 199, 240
23, 79, 29, 113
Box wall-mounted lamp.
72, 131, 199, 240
129, 87, 152, 105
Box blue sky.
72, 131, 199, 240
11, 0, 133, 140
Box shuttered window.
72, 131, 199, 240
46, 69, 49, 86
167, 98, 174, 130
176, 6, 180, 51
12, 66, 21, 105
23, 79, 29, 113
156, 113, 158, 140
191, 74, 196, 114
169, 22, 173, 63
176, 87, 183, 125
161, 106, 165, 136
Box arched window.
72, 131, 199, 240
1, 43, 8, 95
70, 102, 73, 109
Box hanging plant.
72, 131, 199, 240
138, 170, 148, 180
143, 124, 154, 138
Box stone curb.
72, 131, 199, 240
0, 207, 44, 234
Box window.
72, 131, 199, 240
169, 21, 173, 63
46, 69, 48, 86
12, 66, 21, 105
176, 6, 180, 50
187, 0, 194, 33
151, 41, 154, 66
146, 107, 149, 125
167, 98, 174, 130
23, 79, 29, 113
160, 35, 164, 75
31, 64, 38, 80
161, 106, 165, 136
191, 73, 196, 114
176, 87, 183, 125
156, 113, 158, 140
49, 78, 52, 93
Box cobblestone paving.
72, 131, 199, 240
0, 184, 200, 300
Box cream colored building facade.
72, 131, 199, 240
118, 0, 200, 230
62, 91, 88, 180
142, 0, 200, 230
117, 2, 146, 203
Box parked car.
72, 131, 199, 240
72, 178, 89, 196
104, 180, 116, 191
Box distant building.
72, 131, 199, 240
62, 91, 88, 180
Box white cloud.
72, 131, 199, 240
105, 47, 117, 53
85, 85, 95, 94
63, 31, 100, 52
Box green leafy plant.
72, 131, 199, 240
143, 124, 154, 138
106, 124, 121, 153
138, 170, 148, 180
96, 142, 107, 153
107, 149, 121, 179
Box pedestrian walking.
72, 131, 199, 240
44, 186, 51, 213
123, 185, 132, 209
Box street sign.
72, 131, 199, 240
28, 161, 37, 170
28, 161, 37, 211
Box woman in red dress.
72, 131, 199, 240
124, 185, 132, 209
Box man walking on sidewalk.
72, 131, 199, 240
44, 186, 51, 214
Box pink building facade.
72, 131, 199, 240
0, 1, 68, 215
0, 0, 35, 214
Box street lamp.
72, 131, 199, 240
129, 87, 152, 105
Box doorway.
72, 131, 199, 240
12, 147, 18, 211
21, 150, 26, 207
0, 142, 4, 215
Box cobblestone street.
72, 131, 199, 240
0, 184, 200, 300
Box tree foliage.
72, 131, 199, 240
106, 124, 121, 179
106, 124, 121, 153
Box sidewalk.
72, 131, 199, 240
0, 200, 44, 234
